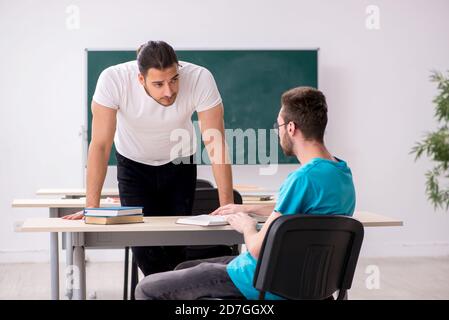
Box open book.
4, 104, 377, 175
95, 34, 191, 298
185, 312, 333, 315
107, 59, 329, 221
176, 215, 228, 226
176, 214, 267, 227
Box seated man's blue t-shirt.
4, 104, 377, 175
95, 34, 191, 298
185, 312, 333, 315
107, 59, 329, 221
226, 157, 356, 300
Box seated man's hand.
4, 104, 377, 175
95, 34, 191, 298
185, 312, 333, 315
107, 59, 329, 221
224, 212, 257, 234
210, 204, 247, 215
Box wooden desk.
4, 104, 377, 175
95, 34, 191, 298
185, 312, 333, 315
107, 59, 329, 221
14, 198, 276, 209
18, 211, 404, 231
15, 212, 402, 300
36, 188, 120, 198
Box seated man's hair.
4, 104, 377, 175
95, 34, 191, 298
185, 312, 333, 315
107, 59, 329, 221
136, 41, 179, 75
281, 87, 328, 143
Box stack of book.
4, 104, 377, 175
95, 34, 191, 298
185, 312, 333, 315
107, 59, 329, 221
84, 206, 144, 225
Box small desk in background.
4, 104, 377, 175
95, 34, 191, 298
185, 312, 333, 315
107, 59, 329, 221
35, 184, 273, 199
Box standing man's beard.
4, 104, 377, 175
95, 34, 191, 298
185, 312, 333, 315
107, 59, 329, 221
280, 131, 294, 157
159, 95, 177, 106
143, 85, 177, 106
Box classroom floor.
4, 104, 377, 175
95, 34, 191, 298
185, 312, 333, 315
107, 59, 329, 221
1, 256, 449, 300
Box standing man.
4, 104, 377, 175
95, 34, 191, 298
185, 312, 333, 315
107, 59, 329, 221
63, 41, 234, 276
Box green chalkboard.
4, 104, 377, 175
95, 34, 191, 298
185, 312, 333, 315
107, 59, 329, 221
86, 49, 318, 165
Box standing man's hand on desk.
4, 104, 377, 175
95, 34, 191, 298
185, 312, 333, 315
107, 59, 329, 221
62, 211, 85, 220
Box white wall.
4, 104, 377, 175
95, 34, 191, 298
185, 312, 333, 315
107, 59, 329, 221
1, 0, 449, 263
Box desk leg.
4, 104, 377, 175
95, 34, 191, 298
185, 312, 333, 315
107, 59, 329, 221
50, 232, 59, 300
65, 232, 73, 300
49, 208, 60, 300
72, 233, 86, 300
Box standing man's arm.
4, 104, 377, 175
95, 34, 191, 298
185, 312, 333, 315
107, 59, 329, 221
86, 101, 117, 207
63, 101, 117, 219
197, 103, 234, 206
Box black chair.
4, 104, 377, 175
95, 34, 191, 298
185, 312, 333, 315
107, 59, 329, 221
123, 180, 237, 300
254, 214, 364, 300
195, 179, 214, 188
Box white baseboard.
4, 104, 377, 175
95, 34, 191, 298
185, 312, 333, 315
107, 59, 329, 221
0, 250, 50, 263
360, 241, 449, 257
2, 242, 449, 263
0, 249, 125, 264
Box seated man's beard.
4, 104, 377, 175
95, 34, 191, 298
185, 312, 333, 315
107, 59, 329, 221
281, 133, 294, 157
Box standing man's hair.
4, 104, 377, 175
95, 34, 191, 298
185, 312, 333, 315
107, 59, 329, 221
136, 41, 178, 75
281, 87, 328, 143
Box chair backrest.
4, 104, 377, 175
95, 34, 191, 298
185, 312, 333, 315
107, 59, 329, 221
191, 188, 243, 214
195, 179, 214, 189
253, 214, 364, 300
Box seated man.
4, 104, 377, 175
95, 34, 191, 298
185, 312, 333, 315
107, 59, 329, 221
135, 86, 356, 300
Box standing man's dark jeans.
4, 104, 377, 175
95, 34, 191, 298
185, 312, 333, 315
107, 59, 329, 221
116, 151, 196, 276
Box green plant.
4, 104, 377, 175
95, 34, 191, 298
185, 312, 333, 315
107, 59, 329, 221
411, 70, 449, 210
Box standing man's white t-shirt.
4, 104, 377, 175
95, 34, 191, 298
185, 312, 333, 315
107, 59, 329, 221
92, 60, 222, 166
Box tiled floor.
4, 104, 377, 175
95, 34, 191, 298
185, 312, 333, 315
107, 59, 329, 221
1, 256, 449, 300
